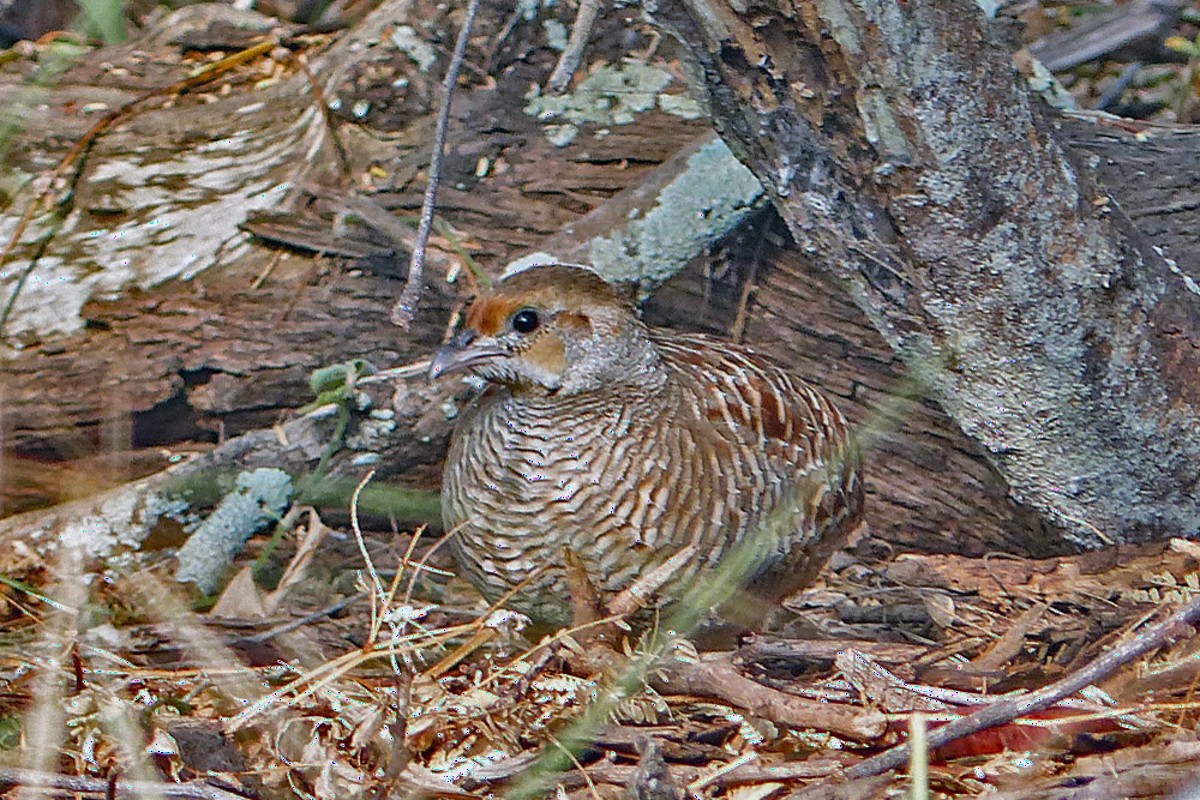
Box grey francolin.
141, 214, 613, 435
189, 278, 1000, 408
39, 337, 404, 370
431, 264, 863, 628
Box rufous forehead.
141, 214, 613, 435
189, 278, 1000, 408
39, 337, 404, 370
463, 266, 629, 335
466, 293, 589, 335
466, 296, 524, 336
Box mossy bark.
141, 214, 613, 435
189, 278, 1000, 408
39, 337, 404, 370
652, 0, 1200, 549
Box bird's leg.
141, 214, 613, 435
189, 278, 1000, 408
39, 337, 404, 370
563, 548, 607, 628
559, 549, 630, 674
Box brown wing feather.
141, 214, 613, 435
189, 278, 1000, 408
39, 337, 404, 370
653, 331, 864, 602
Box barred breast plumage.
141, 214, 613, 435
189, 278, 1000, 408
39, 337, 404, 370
430, 264, 863, 627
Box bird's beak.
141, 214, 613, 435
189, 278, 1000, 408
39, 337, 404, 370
428, 330, 504, 381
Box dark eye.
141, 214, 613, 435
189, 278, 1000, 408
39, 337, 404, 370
511, 308, 540, 334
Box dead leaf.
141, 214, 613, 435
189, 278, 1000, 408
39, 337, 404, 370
210, 567, 267, 619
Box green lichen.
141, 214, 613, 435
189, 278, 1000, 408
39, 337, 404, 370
1024, 57, 1077, 111
585, 137, 764, 285
658, 93, 703, 120
525, 63, 701, 146
174, 468, 293, 594
390, 26, 437, 72
543, 19, 568, 51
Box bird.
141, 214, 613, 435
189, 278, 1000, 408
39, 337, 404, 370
430, 264, 863, 629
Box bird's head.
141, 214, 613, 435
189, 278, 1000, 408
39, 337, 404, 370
429, 265, 661, 395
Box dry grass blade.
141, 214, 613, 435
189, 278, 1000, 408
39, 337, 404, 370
226, 620, 478, 730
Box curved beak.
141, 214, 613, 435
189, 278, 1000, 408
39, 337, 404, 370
428, 330, 504, 381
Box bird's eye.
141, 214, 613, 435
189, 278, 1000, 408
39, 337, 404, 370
511, 308, 540, 334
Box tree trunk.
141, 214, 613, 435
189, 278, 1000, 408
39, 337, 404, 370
650, 0, 1200, 548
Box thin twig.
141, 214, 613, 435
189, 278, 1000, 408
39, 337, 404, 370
391, 0, 482, 330
232, 592, 366, 644
546, 0, 603, 94
729, 214, 772, 343
822, 591, 1200, 787
688, 751, 758, 794
333, 193, 425, 254
356, 357, 432, 383
1096, 61, 1143, 112
250, 248, 284, 290
288, 50, 352, 178
481, 3, 524, 75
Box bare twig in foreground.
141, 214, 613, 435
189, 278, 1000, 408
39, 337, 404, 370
799, 591, 1200, 792
651, 652, 887, 743
546, 0, 602, 93
0, 769, 249, 799
391, 0, 481, 329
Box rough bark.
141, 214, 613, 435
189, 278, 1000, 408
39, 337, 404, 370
651, 0, 1200, 548
0, 0, 702, 465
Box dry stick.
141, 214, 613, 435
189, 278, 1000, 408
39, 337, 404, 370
651, 654, 884, 743
0, 768, 250, 799
546, 0, 603, 94
232, 592, 367, 644
334, 193, 427, 255
729, 213, 774, 343
828, 591, 1200, 785
391, 0, 482, 330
